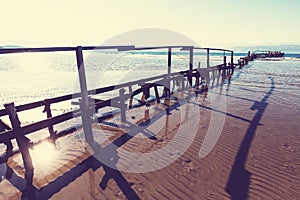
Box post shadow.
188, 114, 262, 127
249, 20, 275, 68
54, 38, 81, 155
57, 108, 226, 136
18, 93, 183, 199
225, 77, 275, 200
4, 76, 200, 200
31, 98, 181, 199
16, 149, 140, 200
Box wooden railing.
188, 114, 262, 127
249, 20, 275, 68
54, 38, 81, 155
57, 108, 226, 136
0, 45, 238, 189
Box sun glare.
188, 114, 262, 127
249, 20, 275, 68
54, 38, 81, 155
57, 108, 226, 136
30, 141, 58, 168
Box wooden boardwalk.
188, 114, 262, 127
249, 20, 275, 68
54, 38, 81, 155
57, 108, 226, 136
0, 45, 258, 199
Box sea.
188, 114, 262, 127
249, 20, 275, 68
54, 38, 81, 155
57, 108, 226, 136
0, 50, 299, 153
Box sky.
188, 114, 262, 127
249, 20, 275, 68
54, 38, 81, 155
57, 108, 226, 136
1, 0, 300, 48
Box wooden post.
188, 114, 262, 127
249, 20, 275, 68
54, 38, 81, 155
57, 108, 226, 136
141, 93, 146, 104
119, 88, 126, 123
129, 97, 133, 109
231, 51, 234, 69
43, 99, 56, 141
141, 84, 150, 103
4, 102, 33, 188
0, 119, 13, 153
154, 85, 160, 103
167, 47, 172, 98
189, 47, 194, 87
128, 86, 133, 108
182, 77, 185, 90
128, 85, 133, 93
206, 49, 210, 85
222, 55, 227, 79
76, 46, 94, 148
230, 51, 234, 73
207, 49, 210, 69
195, 62, 200, 89
223, 55, 227, 69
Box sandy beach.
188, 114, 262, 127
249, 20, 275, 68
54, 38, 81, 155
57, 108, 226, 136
1, 67, 300, 200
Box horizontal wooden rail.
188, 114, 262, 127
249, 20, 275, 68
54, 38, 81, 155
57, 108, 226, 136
0, 70, 191, 140
0, 45, 235, 54
0, 69, 191, 117
0, 44, 238, 190
0, 46, 136, 54
0, 109, 80, 141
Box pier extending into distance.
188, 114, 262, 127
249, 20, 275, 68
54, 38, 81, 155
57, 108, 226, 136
0, 45, 272, 195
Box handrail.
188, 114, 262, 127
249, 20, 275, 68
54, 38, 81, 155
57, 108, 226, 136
0, 44, 238, 189
0, 45, 234, 54
0, 69, 190, 117
0, 69, 191, 141
0, 45, 136, 54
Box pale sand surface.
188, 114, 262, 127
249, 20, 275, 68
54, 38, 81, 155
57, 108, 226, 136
1, 85, 300, 199
0, 178, 22, 200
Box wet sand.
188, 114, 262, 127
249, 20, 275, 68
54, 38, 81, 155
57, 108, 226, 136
1, 82, 300, 199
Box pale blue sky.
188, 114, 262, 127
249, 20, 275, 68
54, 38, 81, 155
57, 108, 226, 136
0, 0, 299, 47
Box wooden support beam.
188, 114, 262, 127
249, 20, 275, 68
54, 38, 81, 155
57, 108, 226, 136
231, 51, 234, 69
189, 48, 194, 86
4, 102, 34, 189
154, 85, 160, 103
119, 88, 127, 123
206, 49, 211, 84
196, 62, 200, 89
0, 119, 13, 153
43, 99, 56, 141
75, 46, 94, 148
167, 47, 172, 97
207, 49, 210, 69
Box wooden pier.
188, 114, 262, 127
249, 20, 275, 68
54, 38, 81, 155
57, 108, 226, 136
251, 50, 284, 59
234, 50, 285, 67
0, 45, 253, 197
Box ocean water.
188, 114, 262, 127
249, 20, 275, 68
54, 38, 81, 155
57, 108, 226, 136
229, 59, 300, 109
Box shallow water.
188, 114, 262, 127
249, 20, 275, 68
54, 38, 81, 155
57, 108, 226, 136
0, 51, 299, 154
229, 60, 300, 109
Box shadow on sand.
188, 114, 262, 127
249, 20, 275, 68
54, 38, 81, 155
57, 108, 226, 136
1, 98, 184, 200
225, 77, 275, 200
